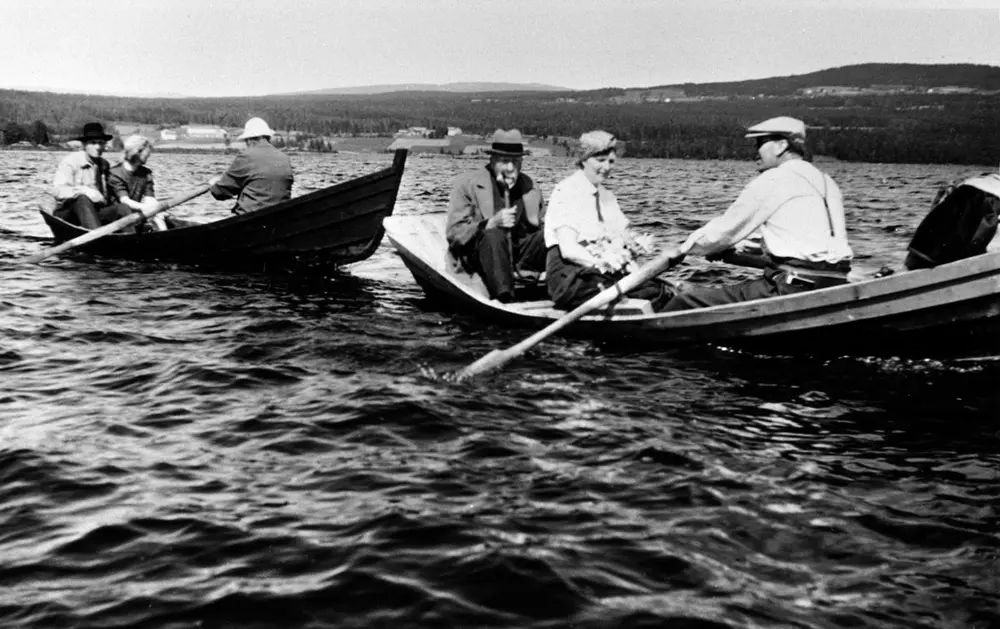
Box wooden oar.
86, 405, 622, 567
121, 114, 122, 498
25, 184, 211, 264
717, 249, 769, 268
455, 246, 685, 380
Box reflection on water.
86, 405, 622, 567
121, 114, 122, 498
1, 150, 996, 628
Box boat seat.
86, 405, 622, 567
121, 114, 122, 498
515, 269, 546, 283
510, 297, 654, 316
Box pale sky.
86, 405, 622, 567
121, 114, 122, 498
1, 0, 996, 97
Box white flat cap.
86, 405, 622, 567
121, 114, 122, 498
744, 116, 806, 140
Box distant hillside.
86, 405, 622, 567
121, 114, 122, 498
652, 63, 1000, 96
3, 63, 999, 165
287, 82, 570, 96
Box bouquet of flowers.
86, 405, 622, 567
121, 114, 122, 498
586, 231, 656, 274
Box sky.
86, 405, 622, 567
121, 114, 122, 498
0, 0, 996, 98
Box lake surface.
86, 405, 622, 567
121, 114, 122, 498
1, 149, 997, 629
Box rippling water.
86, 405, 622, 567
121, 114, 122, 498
1, 149, 997, 629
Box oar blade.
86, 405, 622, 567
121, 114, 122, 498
454, 349, 508, 381
450, 246, 686, 380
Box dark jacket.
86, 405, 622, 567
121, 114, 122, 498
905, 174, 1000, 269
210, 142, 293, 214
445, 166, 543, 260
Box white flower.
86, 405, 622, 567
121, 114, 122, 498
585, 230, 655, 275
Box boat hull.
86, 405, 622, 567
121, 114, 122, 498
40, 150, 408, 274
384, 214, 1000, 358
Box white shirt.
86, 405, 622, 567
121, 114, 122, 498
544, 169, 629, 248
682, 159, 853, 264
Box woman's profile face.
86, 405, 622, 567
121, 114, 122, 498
581, 150, 616, 186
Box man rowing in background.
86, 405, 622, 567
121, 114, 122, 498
209, 117, 293, 215
663, 116, 854, 311
446, 129, 547, 303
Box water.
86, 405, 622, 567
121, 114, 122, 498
1, 150, 997, 629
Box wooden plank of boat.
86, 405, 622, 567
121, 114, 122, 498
383, 213, 1000, 357
38, 149, 408, 273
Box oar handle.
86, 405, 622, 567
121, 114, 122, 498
25, 184, 211, 264
456, 246, 684, 380
717, 249, 769, 269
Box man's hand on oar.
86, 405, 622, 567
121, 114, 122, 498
449, 245, 686, 381
24, 184, 212, 265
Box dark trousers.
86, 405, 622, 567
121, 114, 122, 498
469, 228, 547, 301
661, 268, 814, 312
545, 247, 675, 312
54, 196, 135, 233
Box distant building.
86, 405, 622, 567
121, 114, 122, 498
614, 88, 687, 103
447, 126, 462, 136
396, 126, 431, 138
927, 86, 976, 94
182, 124, 226, 139
798, 86, 864, 96
387, 138, 456, 154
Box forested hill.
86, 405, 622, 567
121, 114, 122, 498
643, 63, 1000, 97
1, 63, 998, 165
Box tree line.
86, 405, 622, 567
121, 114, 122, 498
1, 88, 997, 165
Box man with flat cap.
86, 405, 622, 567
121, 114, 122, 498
663, 116, 854, 311
51, 122, 133, 230
446, 129, 547, 303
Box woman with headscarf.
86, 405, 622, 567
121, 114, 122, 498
543, 130, 675, 311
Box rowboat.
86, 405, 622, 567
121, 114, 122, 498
39, 149, 408, 273
383, 213, 1000, 358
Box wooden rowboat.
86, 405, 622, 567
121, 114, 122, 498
384, 213, 1000, 358
39, 150, 408, 274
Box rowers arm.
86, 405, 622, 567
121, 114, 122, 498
680, 180, 774, 256
209, 154, 250, 201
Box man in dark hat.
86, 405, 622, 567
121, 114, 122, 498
446, 128, 547, 303
51, 122, 134, 230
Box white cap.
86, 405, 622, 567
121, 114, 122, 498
744, 116, 806, 141
238, 117, 276, 140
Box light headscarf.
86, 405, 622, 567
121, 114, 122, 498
123, 134, 151, 161
576, 130, 617, 165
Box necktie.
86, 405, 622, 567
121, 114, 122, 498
96, 161, 106, 201
594, 191, 604, 223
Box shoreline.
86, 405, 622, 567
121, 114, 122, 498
0, 144, 994, 169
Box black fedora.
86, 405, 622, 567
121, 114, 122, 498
76, 122, 113, 142
485, 129, 526, 157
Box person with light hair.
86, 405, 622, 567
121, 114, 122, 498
662, 116, 854, 311
544, 130, 675, 311
107, 134, 163, 231
209, 117, 293, 215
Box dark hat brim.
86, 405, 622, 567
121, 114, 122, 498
77, 133, 114, 142
485, 149, 526, 157
485, 142, 526, 157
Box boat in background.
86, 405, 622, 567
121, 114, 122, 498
39, 150, 408, 274
384, 213, 1000, 358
